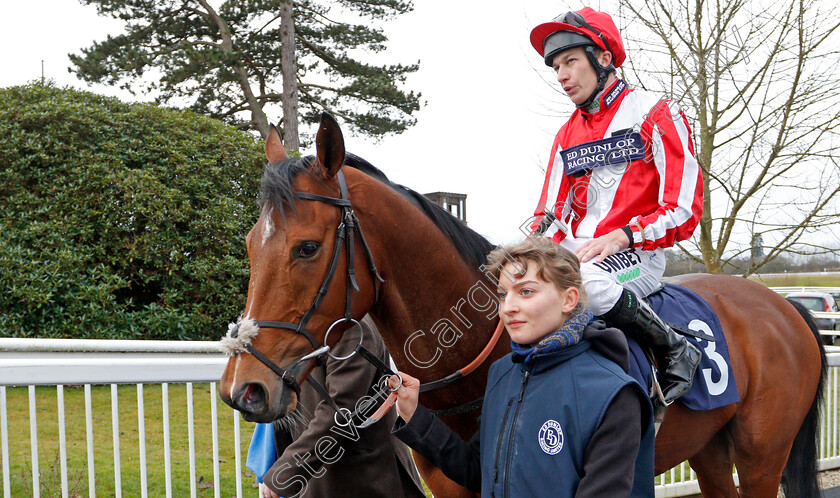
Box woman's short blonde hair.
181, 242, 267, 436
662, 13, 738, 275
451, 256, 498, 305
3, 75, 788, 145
485, 238, 586, 305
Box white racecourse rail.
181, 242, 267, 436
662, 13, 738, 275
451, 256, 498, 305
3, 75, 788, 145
1, 338, 839, 498
0, 338, 239, 498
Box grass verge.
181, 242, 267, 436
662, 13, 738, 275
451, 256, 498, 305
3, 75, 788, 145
749, 274, 840, 288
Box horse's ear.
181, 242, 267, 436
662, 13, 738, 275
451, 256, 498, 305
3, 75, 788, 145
315, 113, 345, 179
265, 124, 289, 163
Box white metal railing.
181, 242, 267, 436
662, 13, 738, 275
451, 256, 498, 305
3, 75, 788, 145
0, 338, 245, 498
1, 338, 839, 497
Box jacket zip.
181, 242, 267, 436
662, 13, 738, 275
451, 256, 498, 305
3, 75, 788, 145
503, 369, 531, 498
491, 399, 514, 496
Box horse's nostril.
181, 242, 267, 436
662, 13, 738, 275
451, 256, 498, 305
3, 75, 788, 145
243, 383, 258, 403
237, 383, 267, 413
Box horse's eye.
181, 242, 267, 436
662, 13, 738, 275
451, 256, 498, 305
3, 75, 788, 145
296, 241, 320, 258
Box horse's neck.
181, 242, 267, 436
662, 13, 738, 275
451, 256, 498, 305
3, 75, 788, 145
373, 265, 497, 372
357, 184, 500, 382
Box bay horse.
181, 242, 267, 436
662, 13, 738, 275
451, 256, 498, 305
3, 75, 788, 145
220, 113, 825, 497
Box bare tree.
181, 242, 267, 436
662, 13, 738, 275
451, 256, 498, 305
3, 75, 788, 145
615, 0, 840, 274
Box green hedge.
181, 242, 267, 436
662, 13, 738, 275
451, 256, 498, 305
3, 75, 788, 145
0, 83, 265, 340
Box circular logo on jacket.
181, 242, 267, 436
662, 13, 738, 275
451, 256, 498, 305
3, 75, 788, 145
538, 420, 564, 455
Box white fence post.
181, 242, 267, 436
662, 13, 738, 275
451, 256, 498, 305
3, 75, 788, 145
28, 386, 40, 498
1, 386, 10, 498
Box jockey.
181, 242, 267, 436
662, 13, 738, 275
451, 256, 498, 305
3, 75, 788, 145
529, 8, 703, 405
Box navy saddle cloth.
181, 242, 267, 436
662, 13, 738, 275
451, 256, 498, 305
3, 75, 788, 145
627, 283, 740, 410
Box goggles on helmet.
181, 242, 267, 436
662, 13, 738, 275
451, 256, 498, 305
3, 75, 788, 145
553, 11, 613, 55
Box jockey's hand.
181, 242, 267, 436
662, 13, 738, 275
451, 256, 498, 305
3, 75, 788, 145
575, 228, 631, 263
259, 483, 280, 498
391, 371, 420, 423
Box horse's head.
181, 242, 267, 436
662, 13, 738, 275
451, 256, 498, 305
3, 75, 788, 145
219, 113, 381, 422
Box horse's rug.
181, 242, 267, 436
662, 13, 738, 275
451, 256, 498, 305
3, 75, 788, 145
628, 283, 740, 411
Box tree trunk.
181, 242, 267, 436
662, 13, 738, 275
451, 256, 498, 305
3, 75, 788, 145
692, 8, 722, 274
280, 0, 300, 151
698, 185, 721, 273
196, 0, 269, 138
697, 133, 721, 273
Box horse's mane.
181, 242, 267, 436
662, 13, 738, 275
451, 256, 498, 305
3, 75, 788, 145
259, 153, 494, 269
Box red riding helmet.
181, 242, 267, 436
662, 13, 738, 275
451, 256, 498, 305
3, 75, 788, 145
530, 8, 626, 68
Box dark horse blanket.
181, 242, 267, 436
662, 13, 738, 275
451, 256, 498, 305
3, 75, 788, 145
629, 283, 740, 410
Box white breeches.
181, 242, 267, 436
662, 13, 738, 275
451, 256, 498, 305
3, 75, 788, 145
560, 240, 666, 315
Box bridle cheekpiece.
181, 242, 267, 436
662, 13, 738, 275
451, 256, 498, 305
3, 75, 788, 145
221, 169, 387, 425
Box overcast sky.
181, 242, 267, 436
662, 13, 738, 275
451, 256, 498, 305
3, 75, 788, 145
0, 0, 591, 245
8, 1, 834, 254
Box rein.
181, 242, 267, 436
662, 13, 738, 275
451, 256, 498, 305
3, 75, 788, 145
420, 319, 505, 392
223, 168, 504, 426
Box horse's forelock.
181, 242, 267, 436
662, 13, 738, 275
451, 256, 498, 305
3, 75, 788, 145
259, 155, 315, 218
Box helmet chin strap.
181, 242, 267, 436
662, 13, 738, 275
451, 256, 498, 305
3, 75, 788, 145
577, 45, 615, 109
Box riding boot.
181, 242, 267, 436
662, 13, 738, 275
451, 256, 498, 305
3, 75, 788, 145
603, 289, 702, 405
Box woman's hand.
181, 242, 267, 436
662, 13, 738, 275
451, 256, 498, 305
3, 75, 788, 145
575, 228, 631, 263
259, 483, 279, 498
391, 371, 421, 423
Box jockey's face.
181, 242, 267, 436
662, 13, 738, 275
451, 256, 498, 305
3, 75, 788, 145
552, 46, 612, 106
497, 261, 579, 347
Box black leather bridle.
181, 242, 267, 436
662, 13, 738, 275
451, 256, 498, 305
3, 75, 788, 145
225, 167, 497, 426
226, 169, 386, 423
249, 169, 384, 349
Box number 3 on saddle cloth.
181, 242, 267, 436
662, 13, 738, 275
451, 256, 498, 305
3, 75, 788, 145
627, 283, 740, 411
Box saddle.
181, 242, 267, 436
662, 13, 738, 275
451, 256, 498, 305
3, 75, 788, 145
587, 283, 740, 423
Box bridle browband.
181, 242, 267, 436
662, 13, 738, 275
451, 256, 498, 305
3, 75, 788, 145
224, 167, 504, 426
